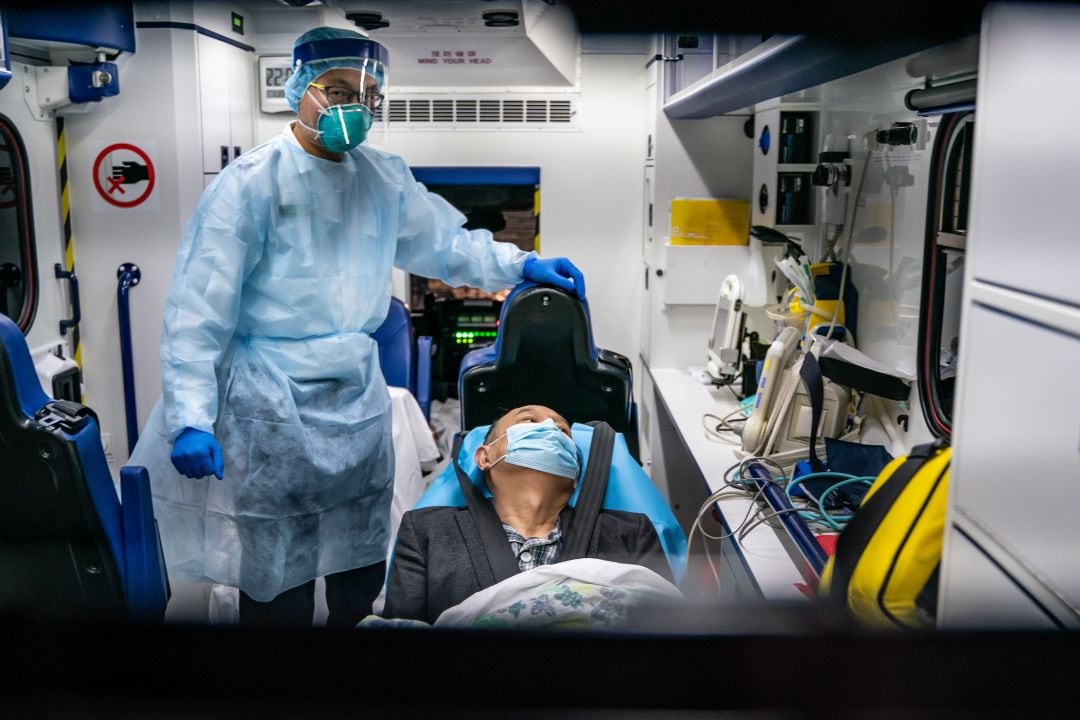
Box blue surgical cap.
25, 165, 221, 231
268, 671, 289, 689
284, 27, 389, 112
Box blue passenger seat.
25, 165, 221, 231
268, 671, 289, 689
458, 281, 639, 458
0, 313, 168, 621
373, 296, 432, 420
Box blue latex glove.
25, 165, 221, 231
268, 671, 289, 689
170, 427, 224, 480
522, 256, 586, 300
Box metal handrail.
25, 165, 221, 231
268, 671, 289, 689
116, 263, 141, 455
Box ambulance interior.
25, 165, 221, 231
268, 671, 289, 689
2, 0, 1079, 714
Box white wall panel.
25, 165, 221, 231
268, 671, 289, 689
950, 302, 1080, 612
939, 3, 1080, 628
966, 3, 1080, 307
63, 28, 204, 466
645, 112, 754, 370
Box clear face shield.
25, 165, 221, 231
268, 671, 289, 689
364, 56, 390, 148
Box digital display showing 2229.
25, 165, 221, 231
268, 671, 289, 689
264, 66, 294, 100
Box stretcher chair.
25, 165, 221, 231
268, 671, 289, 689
373, 296, 432, 420
412, 421, 687, 585
458, 281, 639, 458
0, 313, 168, 621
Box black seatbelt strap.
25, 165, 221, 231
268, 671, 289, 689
560, 422, 615, 562
799, 352, 826, 473
819, 356, 910, 401
451, 432, 520, 584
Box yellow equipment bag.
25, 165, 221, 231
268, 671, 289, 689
820, 440, 950, 629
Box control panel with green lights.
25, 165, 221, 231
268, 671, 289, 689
454, 329, 499, 345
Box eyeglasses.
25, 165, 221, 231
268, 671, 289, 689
309, 82, 384, 110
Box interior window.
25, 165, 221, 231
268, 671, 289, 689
918, 112, 974, 437
407, 181, 538, 401
0, 114, 38, 333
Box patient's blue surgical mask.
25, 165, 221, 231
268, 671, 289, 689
486, 418, 581, 480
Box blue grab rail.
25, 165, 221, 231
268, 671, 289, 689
116, 263, 141, 455
744, 461, 829, 577
54, 264, 81, 336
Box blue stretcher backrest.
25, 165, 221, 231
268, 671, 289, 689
457, 282, 638, 458
413, 422, 686, 585
0, 312, 167, 621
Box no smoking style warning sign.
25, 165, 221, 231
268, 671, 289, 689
93, 143, 156, 209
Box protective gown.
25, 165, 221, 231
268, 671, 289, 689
131, 127, 530, 601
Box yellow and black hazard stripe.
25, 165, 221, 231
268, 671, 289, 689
533, 186, 541, 253
55, 118, 83, 397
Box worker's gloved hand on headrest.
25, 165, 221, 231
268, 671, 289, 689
170, 427, 224, 480
522, 256, 586, 300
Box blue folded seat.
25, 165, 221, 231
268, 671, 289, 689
413, 422, 687, 585
372, 296, 433, 420
0, 313, 168, 621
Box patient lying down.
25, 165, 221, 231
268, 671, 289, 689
380, 405, 679, 626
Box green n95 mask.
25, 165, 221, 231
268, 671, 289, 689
299, 90, 373, 153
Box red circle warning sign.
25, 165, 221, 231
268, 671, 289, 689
93, 143, 156, 208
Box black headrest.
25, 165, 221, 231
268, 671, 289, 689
459, 285, 633, 436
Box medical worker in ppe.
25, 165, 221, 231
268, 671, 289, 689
129, 27, 585, 627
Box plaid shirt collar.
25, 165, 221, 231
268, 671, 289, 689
502, 516, 563, 573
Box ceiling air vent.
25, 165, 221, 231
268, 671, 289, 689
482, 10, 519, 28
502, 100, 524, 122
456, 99, 477, 122
346, 11, 389, 31
549, 100, 572, 123
526, 100, 547, 122
479, 99, 501, 122
408, 99, 431, 122
432, 99, 454, 122
388, 99, 407, 123
381, 95, 579, 128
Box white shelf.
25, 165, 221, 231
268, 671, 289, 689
648, 367, 810, 600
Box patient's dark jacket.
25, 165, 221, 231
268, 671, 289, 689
383, 505, 672, 624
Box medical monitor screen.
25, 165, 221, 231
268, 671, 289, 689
709, 305, 731, 356
706, 277, 744, 380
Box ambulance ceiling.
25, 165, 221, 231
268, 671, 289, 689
245, 0, 580, 88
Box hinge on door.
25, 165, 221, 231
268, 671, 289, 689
645, 54, 684, 68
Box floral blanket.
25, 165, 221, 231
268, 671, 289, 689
443, 559, 683, 629
359, 559, 683, 631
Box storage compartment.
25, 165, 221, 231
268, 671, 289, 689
669, 198, 749, 246
966, 4, 1080, 307
752, 106, 820, 229
939, 528, 1059, 629
778, 111, 815, 164
952, 303, 1080, 609
776, 172, 813, 225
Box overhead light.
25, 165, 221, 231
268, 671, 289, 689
482, 10, 519, 28
278, 0, 322, 6
346, 11, 390, 31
